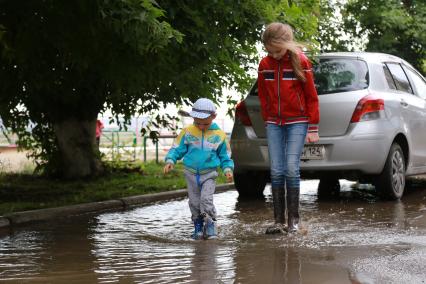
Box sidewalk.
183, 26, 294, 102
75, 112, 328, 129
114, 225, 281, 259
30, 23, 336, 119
0, 183, 235, 229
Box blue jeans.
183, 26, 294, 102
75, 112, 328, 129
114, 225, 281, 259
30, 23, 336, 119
266, 123, 308, 189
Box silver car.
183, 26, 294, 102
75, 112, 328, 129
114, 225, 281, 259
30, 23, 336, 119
231, 52, 426, 200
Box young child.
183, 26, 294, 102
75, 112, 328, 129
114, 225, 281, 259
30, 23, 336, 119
258, 23, 319, 234
163, 98, 234, 240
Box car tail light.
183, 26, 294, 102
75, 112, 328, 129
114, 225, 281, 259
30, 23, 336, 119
235, 101, 252, 126
350, 94, 384, 122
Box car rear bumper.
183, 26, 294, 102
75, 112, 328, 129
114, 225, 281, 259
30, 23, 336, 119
231, 120, 395, 176
231, 124, 270, 173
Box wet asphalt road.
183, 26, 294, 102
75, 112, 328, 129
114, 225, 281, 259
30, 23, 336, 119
1, 179, 426, 283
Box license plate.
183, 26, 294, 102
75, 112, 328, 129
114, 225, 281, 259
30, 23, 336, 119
301, 145, 325, 160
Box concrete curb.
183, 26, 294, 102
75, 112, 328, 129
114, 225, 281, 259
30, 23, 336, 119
5, 200, 124, 225
0, 183, 235, 228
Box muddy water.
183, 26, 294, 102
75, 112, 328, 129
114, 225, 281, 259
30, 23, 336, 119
1, 180, 426, 283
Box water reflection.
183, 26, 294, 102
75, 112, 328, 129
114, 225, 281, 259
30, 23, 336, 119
234, 246, 302, 284
1, 181, 426, 282
90, 193, 238, 283
0, 231, 45, 281
190, 242, 235, 283
0, 218, 99, 283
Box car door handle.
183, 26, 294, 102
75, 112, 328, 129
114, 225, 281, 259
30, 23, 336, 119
400, 99, 408, 107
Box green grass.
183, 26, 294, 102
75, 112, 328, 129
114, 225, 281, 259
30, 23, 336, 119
0, 161, 228, 215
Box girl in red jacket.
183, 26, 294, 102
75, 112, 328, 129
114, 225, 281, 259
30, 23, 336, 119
258, 22, 319, 234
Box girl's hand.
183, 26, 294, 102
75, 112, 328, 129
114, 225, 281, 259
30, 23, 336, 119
163, 163, 174, 174
306, 132, 319, 143
225, 172, 234, 183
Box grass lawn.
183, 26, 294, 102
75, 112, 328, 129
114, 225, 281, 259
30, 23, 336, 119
0, 161, 228, 215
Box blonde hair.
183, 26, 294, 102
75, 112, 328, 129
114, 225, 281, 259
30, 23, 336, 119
262, 23, 305, 82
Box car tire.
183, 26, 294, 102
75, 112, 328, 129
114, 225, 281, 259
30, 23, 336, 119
374, 143, 405, 200
234, 171, 267, 199
317, 177, 340, 199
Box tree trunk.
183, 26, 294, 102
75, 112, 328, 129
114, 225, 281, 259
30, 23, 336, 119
53, 118, 103, 179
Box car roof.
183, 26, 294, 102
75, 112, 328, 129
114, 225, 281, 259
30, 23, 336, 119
318, 52, 409, 65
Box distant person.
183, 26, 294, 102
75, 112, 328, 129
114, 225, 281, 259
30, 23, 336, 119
96, 119, 104, 147
163, 98, 234, 240
258, 23, 319, 234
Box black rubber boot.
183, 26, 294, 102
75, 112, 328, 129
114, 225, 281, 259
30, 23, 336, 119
287, 188, 300, 233
265, 187, 285, 234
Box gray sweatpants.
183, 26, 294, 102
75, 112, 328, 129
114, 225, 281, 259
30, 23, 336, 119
184, 169, 218, 221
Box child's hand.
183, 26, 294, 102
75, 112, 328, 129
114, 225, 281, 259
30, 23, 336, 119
163, 163, 174, 174
306, 132, 319, 143
225, 172, 233, 183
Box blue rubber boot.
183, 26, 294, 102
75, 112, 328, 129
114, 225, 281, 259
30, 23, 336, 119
192, 216, 204, 240
203, 215, 218, 240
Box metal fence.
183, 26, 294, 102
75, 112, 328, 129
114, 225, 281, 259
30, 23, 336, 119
1, 120, 231, 164
100, 130, 176, 163
0, 128, 177, 163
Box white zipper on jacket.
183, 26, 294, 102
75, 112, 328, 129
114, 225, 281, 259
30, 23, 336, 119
277, 60, 281, 123
196, 129, 205, 189
200, 129, 205, 167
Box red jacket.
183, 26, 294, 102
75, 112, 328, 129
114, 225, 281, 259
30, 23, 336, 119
258, 52, 319, 132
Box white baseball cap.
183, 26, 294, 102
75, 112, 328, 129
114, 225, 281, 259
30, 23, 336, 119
189, 98, 216, 119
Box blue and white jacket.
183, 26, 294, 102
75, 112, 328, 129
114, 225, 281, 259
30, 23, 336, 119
165, 123, 234, 174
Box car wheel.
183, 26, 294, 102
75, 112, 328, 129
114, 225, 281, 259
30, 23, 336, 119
374, 143, 405, 200
317, 177, 340, 199
234, 171, 267, 199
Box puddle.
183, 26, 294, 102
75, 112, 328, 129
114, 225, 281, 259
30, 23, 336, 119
1, 180, 426, 283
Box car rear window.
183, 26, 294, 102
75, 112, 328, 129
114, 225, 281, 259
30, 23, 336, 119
313, 58, 369, 95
